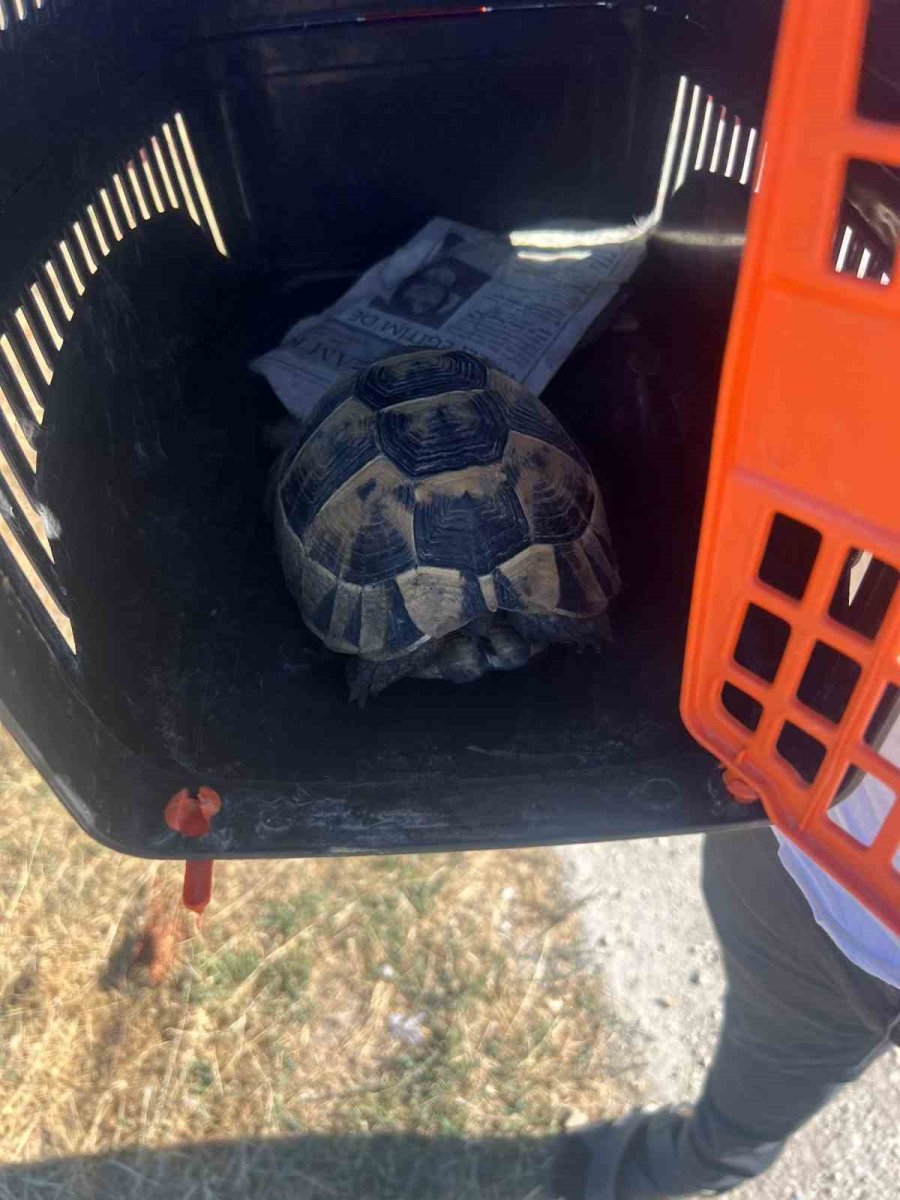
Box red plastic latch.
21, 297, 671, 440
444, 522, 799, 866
722, 767, 760, 805
164, 787, 222, 915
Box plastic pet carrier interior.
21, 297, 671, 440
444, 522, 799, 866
0, 0, 895, 918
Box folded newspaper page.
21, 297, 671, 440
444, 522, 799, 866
253, 217, 648, 421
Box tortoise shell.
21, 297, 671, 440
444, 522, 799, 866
274, 350, 619, 692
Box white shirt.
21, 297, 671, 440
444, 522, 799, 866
774, 718, 900, 989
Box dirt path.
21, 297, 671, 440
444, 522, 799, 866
559, 835, 900, 1200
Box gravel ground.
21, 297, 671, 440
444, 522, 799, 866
558, 834, 900, 1200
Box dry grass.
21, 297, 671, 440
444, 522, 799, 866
0, 726, 630, 1198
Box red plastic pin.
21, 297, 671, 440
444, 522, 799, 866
721, 767, 760, 805
164, 787, 222, 915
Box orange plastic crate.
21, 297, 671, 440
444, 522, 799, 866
682, 0, 900, 934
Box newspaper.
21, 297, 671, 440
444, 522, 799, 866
252, 217, 648, 421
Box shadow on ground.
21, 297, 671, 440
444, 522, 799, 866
0, 1133, 558, 1199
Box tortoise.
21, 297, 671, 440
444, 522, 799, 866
273, 349, 619, 702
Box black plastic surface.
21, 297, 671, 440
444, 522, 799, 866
0, 1, 784, 858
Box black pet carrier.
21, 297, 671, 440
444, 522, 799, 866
0, 0, 798, 872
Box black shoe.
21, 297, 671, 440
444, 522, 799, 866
549, 1112, 650, 1200
549, 1107, 705, 1200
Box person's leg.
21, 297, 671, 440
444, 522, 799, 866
551, 826, 900, 1199
615, 827, 900, 1198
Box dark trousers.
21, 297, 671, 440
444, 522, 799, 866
618, 827, 900, 1198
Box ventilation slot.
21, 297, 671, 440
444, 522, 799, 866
865, 685, 900, 770
663, 78, 762, 204
0, 471, 55, 587
0, 113, 226, 659
0, 509, 74, 653
796, 641, 861, 725
734, 603, 791, 684
58, 237, 86, 297
833, 220, 893, 285
0, 375, 37, 473
29, 283, 63, 352
0, 0, 60, 31
694, 96, 714, 171
832, 161, 897, 286
127, 161, 152, 222
71, 220, 98, 276
708, 105, 727, 173
15, 305, 53, 385
857, 1, 900, 125
151, 136, 180, 209
829, 549, 898, 641
0, 423, 73, 651
777, 722, 827, 785
140, 149, 166, 214
827, 772, 895, 848
721, 682, 763, 732
113, 173, 138, 232
44, 258, 75, 322
0, 331, 43, 422
724, 118, 742, 178
163, 121, 201, 226
86, 204, 111, 258
21, 114, 226, 384
175, 113, 228, 257
100, 187, 124, 243
758, 513, 822, 600
3, 116, 226, 388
